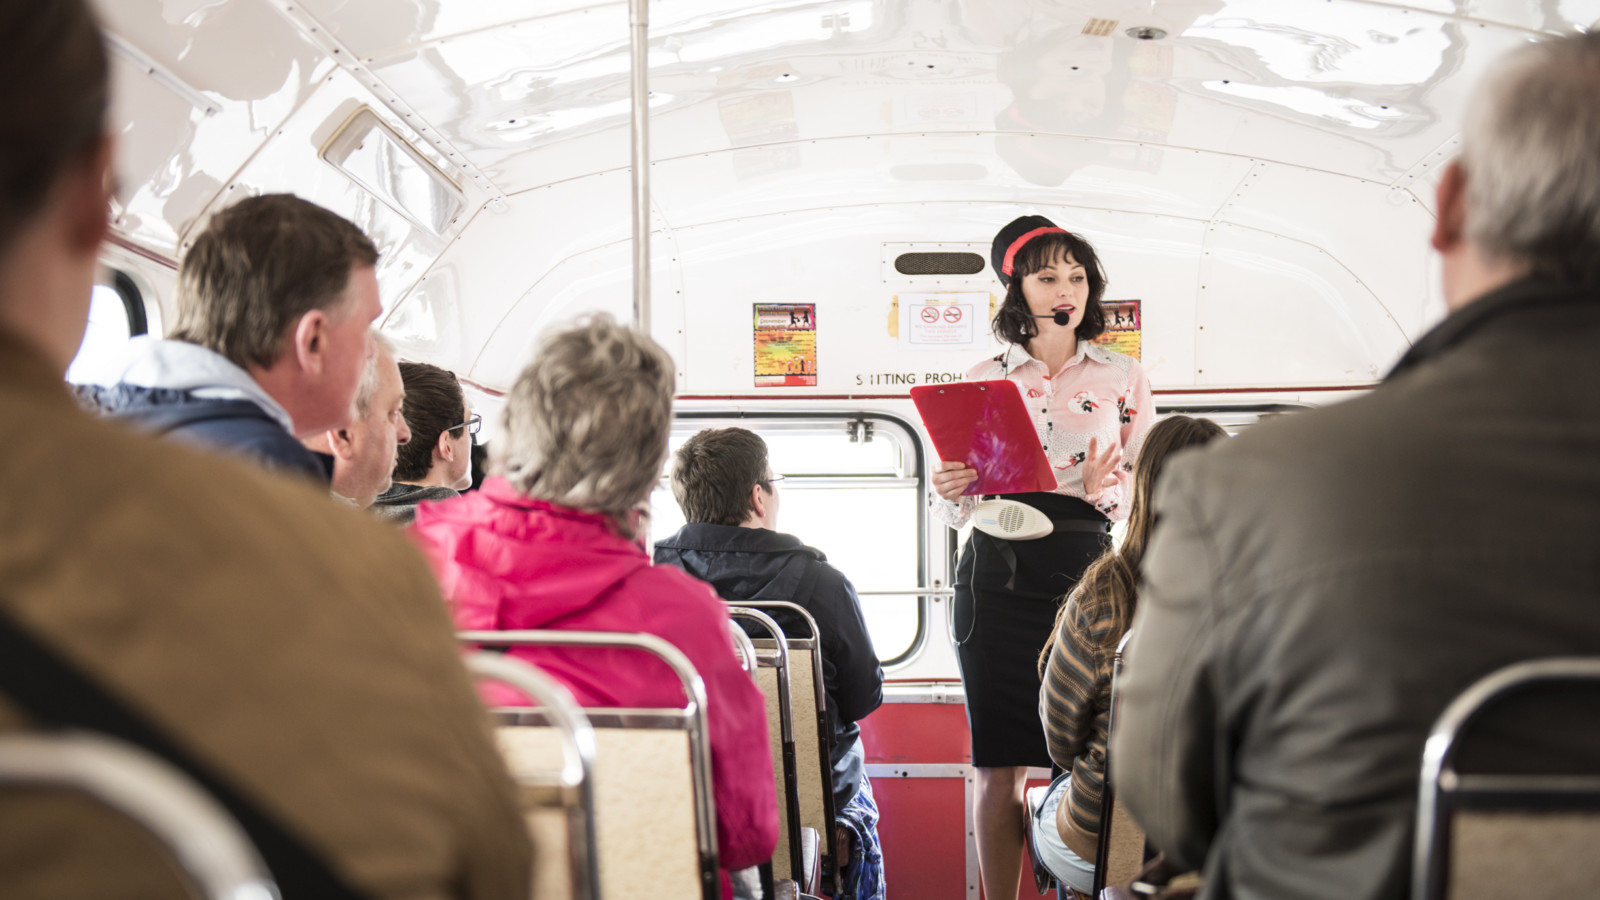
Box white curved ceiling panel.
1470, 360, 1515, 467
92, 0, 1600, 394
1216, 163, 1442, 337
647, 134, 1255, 228
467, 241, 648, 390
221, 69, 449, 311
282, 0, 1591, 201
1194, 223, 1412, 385
95, 0, 336, 253
294, 0, 595, 54
381, 172, 636, 376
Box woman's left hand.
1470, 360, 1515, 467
1080, 436, 1122, 499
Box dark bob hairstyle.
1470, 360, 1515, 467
991, 229, 1109, 346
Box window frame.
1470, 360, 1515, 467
669, 409, 932, 670
107, 269, 149, 337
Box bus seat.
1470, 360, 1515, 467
499, 724, 699, 899
462, 630, 721, 900
1414, 657, 1600, 900
1094, 632, 1148, 896
0, 731, 278, 900
737, 600, 839, 886
729, 621, 758, 676
729, 607, 809, 887
466, 652, 599, 900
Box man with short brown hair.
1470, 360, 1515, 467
655, 426, 887, 899
82, 193, 383, 480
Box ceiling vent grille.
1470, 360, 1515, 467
895, 252, 986, 276
1082, 17, 1118, 36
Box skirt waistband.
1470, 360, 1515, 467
990, 492, 1108, 524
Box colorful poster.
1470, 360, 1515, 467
1093, 299, 1141, 360
754, 303, 817, 387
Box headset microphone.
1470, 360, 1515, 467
1030, 311, 1074, 326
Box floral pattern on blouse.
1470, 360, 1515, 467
932, 342, 1154, 526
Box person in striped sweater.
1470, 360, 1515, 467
1030, 414, 1226, 896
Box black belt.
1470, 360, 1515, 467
981, 517, 1110, 592
1048, 518, 1112, 534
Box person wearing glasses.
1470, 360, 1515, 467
655, 427, 887, 900
373, 361, 478, 525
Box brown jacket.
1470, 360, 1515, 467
0, 332, 530, 899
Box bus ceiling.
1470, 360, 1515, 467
90, 0, 1600, 395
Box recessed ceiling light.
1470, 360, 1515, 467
1126, 26, 1168, 40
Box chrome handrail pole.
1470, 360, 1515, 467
629, 0, 651, 332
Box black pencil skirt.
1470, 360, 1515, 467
953, 493, 1111, 768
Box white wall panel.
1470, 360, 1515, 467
1218, 164, 1442, 337
1195, 224, 1411, 386
382, 171, 636, 373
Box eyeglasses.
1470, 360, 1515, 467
450, 413, 482, 437
758, 474, 786, 488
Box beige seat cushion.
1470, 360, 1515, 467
757, 666, 795, 880
498, 725, 700, 900
787, 651, 830, 845
1448, 810, 1600, 899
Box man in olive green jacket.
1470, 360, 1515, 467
1114, 31, 1600, 900
0, 3, 530, 897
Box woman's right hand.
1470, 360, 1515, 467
932, 460, 980, 502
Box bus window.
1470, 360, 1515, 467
650, 414, 926, 666
67, 271, 148, 385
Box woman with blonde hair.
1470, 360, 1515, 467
1029, 414, 1227, 896
409, 315, 779, 893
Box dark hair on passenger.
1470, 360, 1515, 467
671, 427, 772, 527
392, 361, 466, 483
1038, 415, 1227, 673
0, 0, 109, 256
168, 194, 380, 370
992, 231, 1108, 346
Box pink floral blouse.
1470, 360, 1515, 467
932, 342, 1154, 526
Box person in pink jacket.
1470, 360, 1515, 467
409, 315, 779, 887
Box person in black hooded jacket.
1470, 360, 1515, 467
654, 426, 886, 899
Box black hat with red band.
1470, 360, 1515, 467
991, 214, 1069, 288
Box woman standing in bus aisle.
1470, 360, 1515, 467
931, 215, 1153, 900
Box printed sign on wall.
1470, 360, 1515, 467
898, 292, 988, 350
753, 303, 817, 387
1093, 299, 1141, 360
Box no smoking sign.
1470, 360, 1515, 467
905, 301, 977, 347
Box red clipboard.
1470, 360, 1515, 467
911, 380, 1056, 496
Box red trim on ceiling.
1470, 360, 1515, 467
105, 232, 179, 271
459, 384, 1377, 401
673, 384, 1375, 401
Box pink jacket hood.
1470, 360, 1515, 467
411, 477, 650, 632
